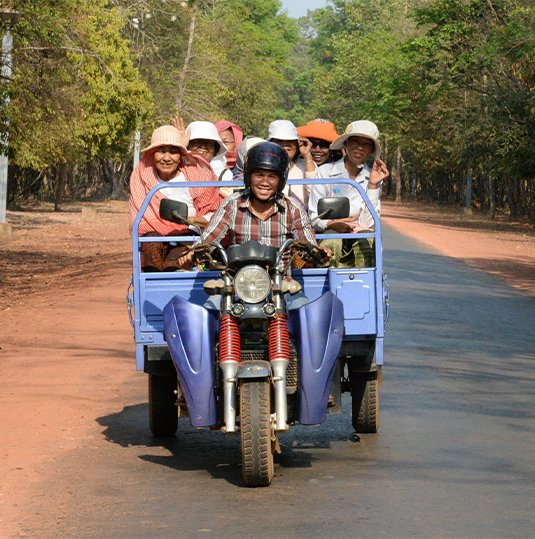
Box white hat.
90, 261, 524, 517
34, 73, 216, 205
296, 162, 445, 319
267, 120, 298, 141
141, 125, 187, 154
330, 120, 381, 159
186, 121, 227, 159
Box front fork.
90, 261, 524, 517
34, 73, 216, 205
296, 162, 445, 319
219, 273, 291, 434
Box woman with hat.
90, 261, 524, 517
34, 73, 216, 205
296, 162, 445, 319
129, 120, 221, 272
308, 120, 390, 267
296, 118, 340, 167
184, 120, 234, 182
267, 119, 316, 206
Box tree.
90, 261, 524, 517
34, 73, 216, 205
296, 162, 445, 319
3, 0, 151, 206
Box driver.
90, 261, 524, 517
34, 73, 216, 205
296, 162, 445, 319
175, 141, 331, 269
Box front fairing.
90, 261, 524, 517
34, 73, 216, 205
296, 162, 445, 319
163, 296, 219, 427
288, 291, 344, 425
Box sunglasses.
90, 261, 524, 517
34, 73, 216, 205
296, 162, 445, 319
309, 139, 331, 149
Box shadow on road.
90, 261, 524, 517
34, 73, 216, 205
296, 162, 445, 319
96, 400, 359, 486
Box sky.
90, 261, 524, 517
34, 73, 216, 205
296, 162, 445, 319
280, 0, 329, 19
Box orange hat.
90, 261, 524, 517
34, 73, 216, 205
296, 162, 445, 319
296, 119, 339, 143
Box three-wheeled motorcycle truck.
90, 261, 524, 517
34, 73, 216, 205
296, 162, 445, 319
127, 177, 389, 486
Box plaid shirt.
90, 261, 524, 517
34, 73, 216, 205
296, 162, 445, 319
199, 189, 317, 248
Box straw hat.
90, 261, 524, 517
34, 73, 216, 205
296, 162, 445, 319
141, 125, 186, 155
330, 120, 381, 159
267, 120, 298, 141
296, 119, 339, 143
186, 121, 227, 159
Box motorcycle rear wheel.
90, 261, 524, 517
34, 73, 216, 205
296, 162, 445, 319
240, 379, 274, 487
350, 373, 379, 433
148, 373, 178, 437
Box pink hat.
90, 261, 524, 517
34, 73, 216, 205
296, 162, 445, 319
141, 125, 187, 155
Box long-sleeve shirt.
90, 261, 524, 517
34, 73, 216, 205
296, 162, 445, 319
199, 189, 317, 248
308, 159, 381, 232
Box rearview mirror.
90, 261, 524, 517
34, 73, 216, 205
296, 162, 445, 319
317, 196, 350, 220
159, 198, 189, 224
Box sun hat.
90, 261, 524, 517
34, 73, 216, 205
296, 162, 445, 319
186, 121, 227, 159
267, 120, 298, 141
141, 125, 186, 155
296, 119, 339, 143
330, 120, 381, 159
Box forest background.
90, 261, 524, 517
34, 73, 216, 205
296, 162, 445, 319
1, 0, 535, 222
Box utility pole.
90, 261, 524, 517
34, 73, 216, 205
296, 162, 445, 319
0, 9, 22, 240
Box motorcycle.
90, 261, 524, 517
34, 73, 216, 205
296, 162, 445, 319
128, 178, 389, 487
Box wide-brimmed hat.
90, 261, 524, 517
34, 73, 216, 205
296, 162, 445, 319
186, 121, 227, 159
141, 125, 186, 155
330, 120, 381, 159
267, 120, 298, 141
296, 119, 339, 143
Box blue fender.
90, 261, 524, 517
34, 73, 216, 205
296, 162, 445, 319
288, 291, 344, 425
163, 296, 219, 427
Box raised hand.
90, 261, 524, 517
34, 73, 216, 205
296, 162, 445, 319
369, 159, 389, 188
172, 116, 191, 148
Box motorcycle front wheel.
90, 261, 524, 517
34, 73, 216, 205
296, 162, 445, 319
240, 379, 274, 487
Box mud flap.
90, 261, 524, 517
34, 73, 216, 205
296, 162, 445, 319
163, 296, 218, 427
287, 291, 344, 425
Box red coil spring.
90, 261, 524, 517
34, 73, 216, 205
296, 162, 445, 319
219, 315, 241, 363
268, 314, 291, 362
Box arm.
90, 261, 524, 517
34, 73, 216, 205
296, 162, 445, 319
298, 138, 316, 176
356, 160, 388, 229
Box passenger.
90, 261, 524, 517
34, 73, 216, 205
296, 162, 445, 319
232, 136, 265, 184
184, 120, 234, 182
214, 120, 243, 172
267, 120, 316, 207
129, 122, 220, 272
296, 118, 340, 167
308, 120, 389, 268
175, 142, 332, 274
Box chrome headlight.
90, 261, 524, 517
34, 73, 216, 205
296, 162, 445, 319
234, 265, 271, 303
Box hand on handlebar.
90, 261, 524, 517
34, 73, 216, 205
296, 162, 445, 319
315, 246, 332, 265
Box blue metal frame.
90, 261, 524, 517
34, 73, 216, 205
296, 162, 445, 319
128, 178, 386, 370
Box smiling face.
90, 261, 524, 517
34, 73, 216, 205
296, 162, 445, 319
249, 169, 280, 203
219, 128, 236, 153
309, 138, 331, 166
270, 138, 298, 163
345, 136, 374, 166
153, 145, 181, 181
188, 138, 217, 161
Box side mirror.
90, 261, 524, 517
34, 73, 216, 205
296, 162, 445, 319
159, 198, 189, 224
317, 196, 350, 220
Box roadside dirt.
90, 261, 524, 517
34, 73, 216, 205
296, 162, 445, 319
0, 198, 534, 538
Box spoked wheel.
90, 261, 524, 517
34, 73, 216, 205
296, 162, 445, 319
349, 372, 379, 433
240, 379, 274, 487
148, 373, 178, 437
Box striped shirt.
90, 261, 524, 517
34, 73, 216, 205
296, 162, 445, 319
199, 189, 317, 248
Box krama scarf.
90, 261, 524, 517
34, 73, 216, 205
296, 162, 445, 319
129, 148, 220, 237
215, 120, 243, 169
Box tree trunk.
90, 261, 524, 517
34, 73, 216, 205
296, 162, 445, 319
177, 0, 199, 113
99, 157, 114, 197
465, 167, 473, 214
395, 146, 401, 202
383, 137, 390, 195
54, 163, 67, 212
487, 174, 495, 219
506, 176, 521, 219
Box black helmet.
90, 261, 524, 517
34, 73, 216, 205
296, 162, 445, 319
243, 141, 290, 192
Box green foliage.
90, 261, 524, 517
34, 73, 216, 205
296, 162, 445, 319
4, 0, 151, 172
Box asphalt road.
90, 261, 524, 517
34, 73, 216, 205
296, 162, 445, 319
18, 224, 535, 539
